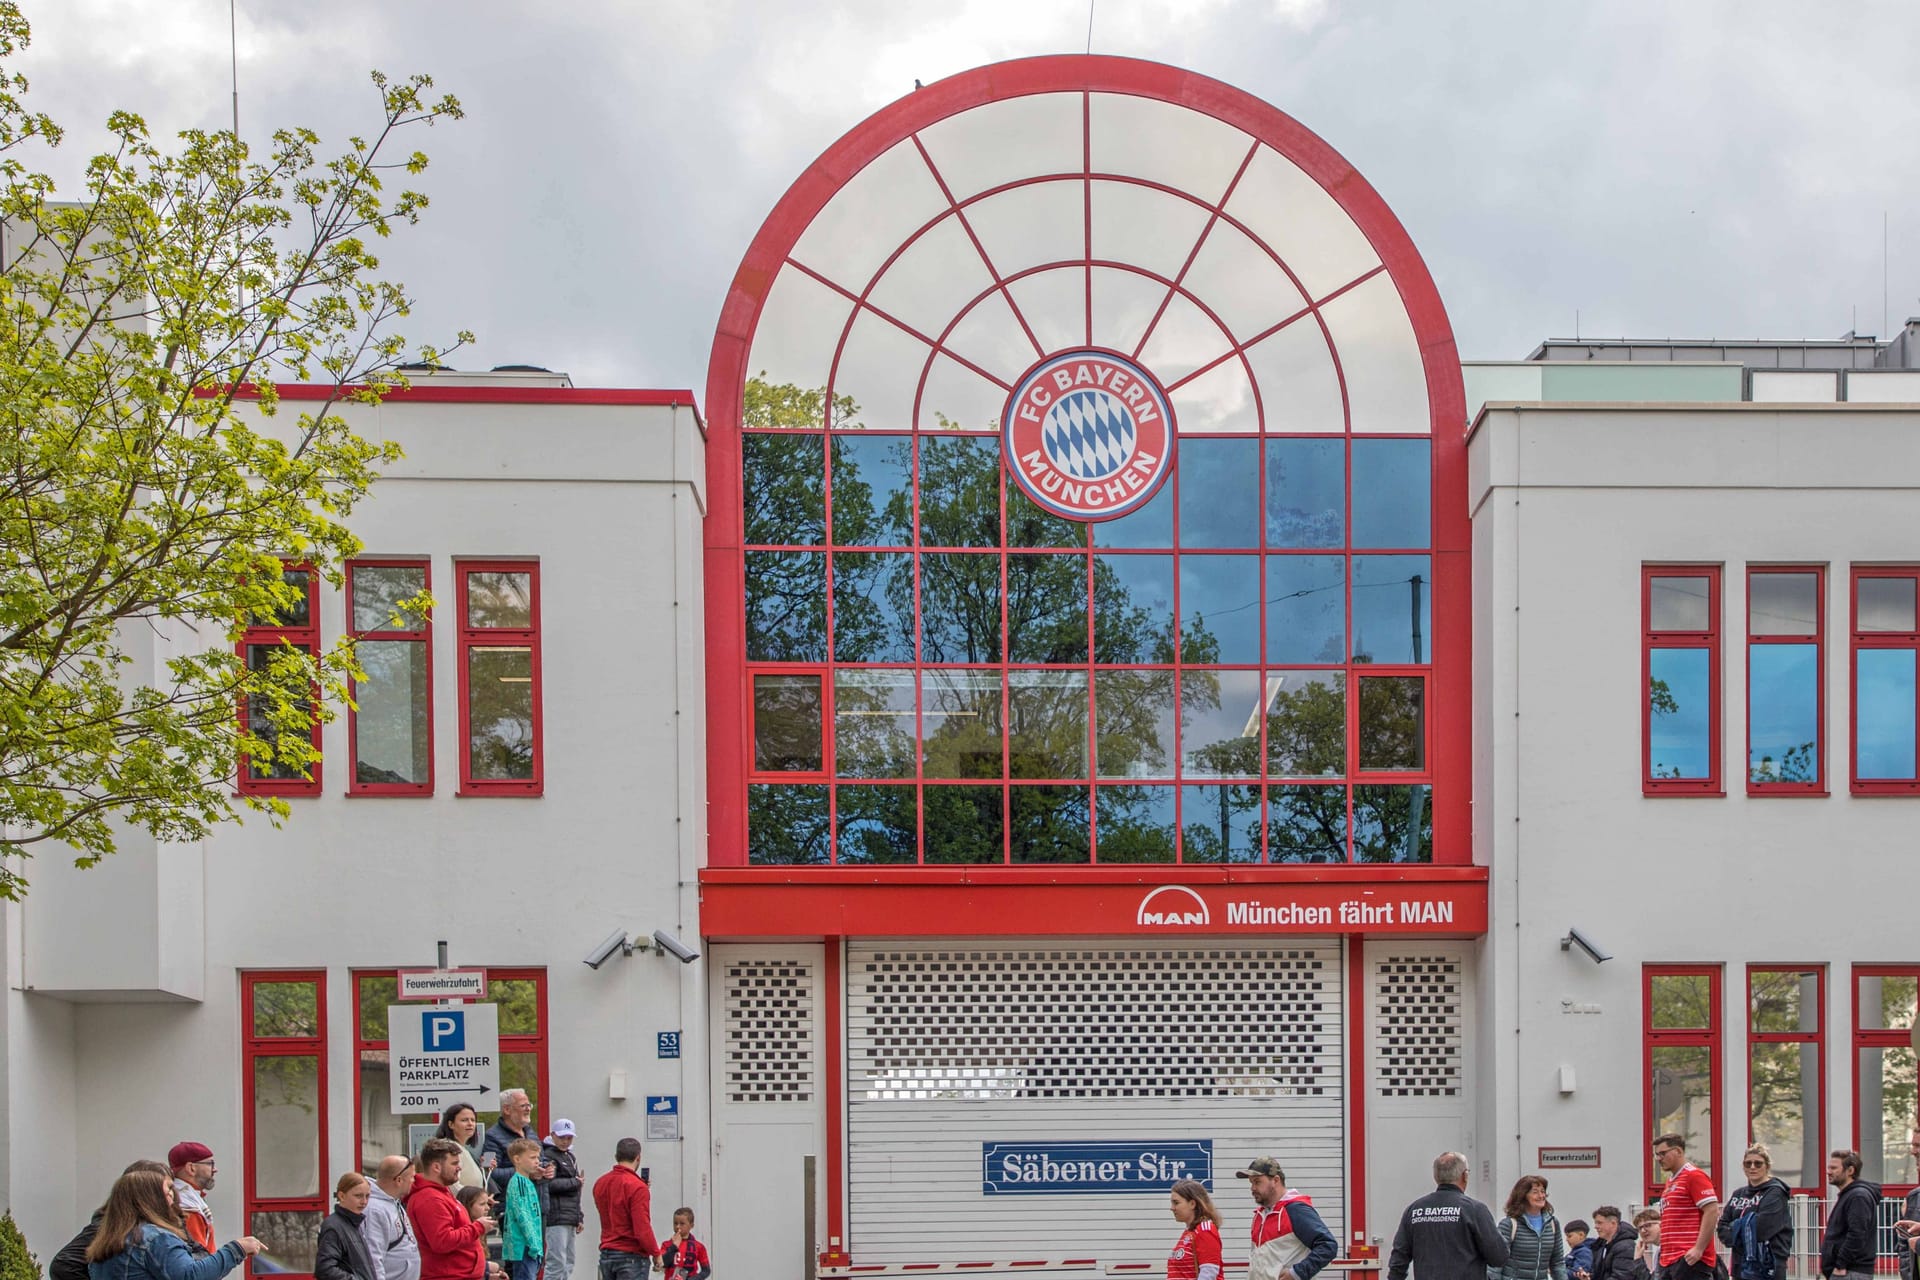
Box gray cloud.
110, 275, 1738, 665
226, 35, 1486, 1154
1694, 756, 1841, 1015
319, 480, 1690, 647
16, 0, 1920, 395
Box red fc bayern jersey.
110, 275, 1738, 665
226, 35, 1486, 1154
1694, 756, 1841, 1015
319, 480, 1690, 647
1169, 1219, 1223, 1280
1659, 1162, 1719, 1267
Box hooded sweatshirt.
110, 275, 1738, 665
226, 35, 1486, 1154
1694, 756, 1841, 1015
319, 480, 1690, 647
1251, 1190, 1339, 1280
1821, 1178, 1882, 1276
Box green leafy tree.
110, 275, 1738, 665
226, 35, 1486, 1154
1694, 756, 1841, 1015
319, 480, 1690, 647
0, 1212, 40, 1280
0, 3, 466, 895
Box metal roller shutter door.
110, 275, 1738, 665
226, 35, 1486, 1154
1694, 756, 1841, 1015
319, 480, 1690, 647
847, 938, 1346, 1264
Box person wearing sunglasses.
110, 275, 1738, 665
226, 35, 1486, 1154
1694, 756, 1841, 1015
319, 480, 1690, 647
1717, 1144, 1791, 1280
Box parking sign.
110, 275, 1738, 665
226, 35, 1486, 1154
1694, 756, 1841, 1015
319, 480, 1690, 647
388, 1003, 499, 1115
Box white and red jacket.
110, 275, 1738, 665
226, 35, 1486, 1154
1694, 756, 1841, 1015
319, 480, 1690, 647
1250, 1190, 1341, 1280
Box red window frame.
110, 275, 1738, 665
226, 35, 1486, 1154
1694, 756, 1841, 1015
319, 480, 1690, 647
748, 665, 831, 780
238, 563, 322, 796
1745, 966, 1825, 1194
351, 967, 550, 1176
347, 559, 434, 796
1643, 565, 1723, 796
1851, 965, 1920, 1196
241, 970, 329, 1276
1850, 566, 1920, 795
455, 560, 543, 796
1746, 567, 1825, 795
1643, 963, 1723, 1201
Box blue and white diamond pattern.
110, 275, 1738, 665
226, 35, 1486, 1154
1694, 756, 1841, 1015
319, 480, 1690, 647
1042, 390, 1136, 480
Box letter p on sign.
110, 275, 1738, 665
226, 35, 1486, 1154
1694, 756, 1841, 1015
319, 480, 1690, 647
424, 1010, 466, 1051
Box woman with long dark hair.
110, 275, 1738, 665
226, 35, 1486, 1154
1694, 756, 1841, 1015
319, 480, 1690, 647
435, 1102, 486, 1189
1494, 1176, 1567, 1280
85, 1169, 263, 1280
1166, 1178, 1223, 1280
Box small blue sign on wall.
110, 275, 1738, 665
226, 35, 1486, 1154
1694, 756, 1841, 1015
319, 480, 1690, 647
657, 1031, 680, 1059
982, 1140, 1213, 1195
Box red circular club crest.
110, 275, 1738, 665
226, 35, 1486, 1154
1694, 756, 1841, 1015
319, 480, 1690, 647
1001, 349, 1176, 521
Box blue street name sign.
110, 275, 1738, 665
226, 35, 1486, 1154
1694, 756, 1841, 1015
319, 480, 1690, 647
981, 1140, 1212, 1195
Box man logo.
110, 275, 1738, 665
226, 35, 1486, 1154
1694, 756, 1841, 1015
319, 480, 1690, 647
1002, 349, 1175, 521
1136, 885, 1210, 928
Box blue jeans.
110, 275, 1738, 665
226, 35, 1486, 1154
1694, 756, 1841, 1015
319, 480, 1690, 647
509, 1257, 540, 1280
598, 1250, 646, 1280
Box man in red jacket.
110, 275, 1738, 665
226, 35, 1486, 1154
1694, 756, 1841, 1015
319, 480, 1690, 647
410, 1138, 496, 1280
592, 1138, 660, 1280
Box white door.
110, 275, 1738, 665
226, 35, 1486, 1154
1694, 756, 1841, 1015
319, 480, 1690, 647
1364, 943, 1475, 1256
845, 937, 1347, 1266
708, 945, 826, 1277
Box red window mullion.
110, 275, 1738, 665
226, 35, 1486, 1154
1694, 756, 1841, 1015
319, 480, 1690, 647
1849, 567, 1920, 795
456, 561, 543, 796
1851, 966, 1920, 1195
1745, 966, 1826, 1194
1746, 566, 1825, 796
238, 564, 323, 796
347, 559, 434, 796
1643, 964, 1722, 1202
241, 971, 328, 1277
1644, 565, 1723, 796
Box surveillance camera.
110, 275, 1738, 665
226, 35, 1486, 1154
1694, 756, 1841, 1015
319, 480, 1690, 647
652, 929, 700, 965
1560, 927, 1613, 965
583, 929, 633, 970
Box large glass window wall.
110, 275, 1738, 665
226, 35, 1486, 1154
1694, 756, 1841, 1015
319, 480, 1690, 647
744, 424, 1433, 864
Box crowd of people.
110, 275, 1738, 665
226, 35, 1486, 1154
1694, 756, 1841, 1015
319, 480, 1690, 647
1361, 1131, 1920, 1280
44, 1093, 712, 1280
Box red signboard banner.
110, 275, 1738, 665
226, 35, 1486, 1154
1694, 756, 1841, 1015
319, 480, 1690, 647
699, 870, 1488, 939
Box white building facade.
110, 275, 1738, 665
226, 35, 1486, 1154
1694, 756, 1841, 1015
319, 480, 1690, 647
1, 52, 1918, 1280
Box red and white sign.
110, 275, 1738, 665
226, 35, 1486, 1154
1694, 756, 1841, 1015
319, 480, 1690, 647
396, 968, 489, 1000
1001, 349, 1175, 521
701, 871, 1489, 938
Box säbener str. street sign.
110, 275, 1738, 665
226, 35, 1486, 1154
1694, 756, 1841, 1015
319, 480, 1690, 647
388, 1003, 499, 1115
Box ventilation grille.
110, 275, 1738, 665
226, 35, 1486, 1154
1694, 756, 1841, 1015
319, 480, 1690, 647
850, 945, 1339, 1100
1374, 954, 1462, 1097
724, 960, 815, 1104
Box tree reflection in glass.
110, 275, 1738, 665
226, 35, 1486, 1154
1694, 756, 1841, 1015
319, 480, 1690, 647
922, 671, 1003, 778
1179, 669, 1261, 778
1008, 671, 1088, 778
1011, 785, 1090, 863
833, 551, 914, 663
1095, 786, 1176, 862
1268, 784, 1347, 863
1095, 670, 1176, 779
924, 785, 1003, 863
830, 434, 912, 546
1265, 671, 1344, 778
836, 784, 917, 863
745, 551, 826, 661
834, 671, 914, 778
920, 553, 1001, 662
918, 436, 1001, 548
1352, 785, 1432, 863
747, 783, 830, 864
1180, 783, 1260, 862
1008, 553, 1089, 663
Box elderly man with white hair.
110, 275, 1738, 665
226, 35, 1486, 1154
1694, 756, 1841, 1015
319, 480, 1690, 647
484, 1089, 553, 1216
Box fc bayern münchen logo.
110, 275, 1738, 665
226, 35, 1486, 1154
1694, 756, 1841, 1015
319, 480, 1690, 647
1001, 349, 1176, 522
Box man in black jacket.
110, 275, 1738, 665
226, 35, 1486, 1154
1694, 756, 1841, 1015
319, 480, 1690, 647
1387, 1152, 1509, 1280
1820, 1149, 1881, 1280
1590, 1207, 1639, 1280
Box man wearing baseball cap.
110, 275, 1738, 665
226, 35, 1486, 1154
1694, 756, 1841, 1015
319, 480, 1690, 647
168, 1142, 219, 1254
1238, 1157, 1338, 1280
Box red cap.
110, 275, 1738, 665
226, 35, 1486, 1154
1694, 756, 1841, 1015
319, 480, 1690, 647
168, 1141, 213, 1170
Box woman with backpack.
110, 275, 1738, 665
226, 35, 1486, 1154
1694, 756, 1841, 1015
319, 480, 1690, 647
1717, 1143, 1793, 1280
1493, 1176, 1567, 1280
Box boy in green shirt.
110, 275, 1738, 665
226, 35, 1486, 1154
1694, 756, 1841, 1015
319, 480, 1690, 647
502, 1138, 545, 1280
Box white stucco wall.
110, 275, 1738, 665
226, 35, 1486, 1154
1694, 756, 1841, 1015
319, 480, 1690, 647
1, 391, 708, 1256
1471, 403, 1920, 1212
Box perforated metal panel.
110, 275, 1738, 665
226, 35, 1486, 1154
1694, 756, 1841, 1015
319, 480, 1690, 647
846, 938, 1345, 1264
722, 958, 815, 1104
1371, 953, 1462, 1098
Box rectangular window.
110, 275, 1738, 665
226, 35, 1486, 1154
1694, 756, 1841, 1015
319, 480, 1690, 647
1852, 966, 1920, 1187
1644, 964, 1721, 1199
1747, 567, 1824, 793
752, 670, 828, 776
1747, 967, 1825, 1192
242, 971, 328, 1275
352, 969, 549, 1176
239, 565, 322, 795
456, 562, 542, 795
1852, 567, 1920, 794
1644, 566, 1722, 794
348, 561, 432, 795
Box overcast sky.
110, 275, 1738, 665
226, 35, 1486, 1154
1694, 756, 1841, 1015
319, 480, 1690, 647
16, 0, 1920, 393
